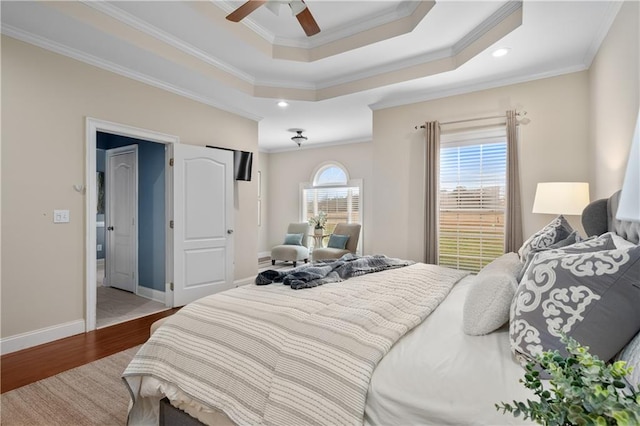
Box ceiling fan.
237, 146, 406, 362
226, 0, 321, 37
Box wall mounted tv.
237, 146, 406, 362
205, 146, 253, 181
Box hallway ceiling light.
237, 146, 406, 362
291, 130, 308, 147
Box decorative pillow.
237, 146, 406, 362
327, 234, 349, 250
283, 233, 304, 246
510, 245, 640, 366
517, 232, 616, 282
616, 331, 640, 388
463, 253, 523, 336
518, 215, 574, 260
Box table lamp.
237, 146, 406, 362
532, 182, 590, 215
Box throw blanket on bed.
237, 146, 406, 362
123, 263, 469, 426
256, 254, 415, 289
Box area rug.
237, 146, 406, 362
1, 345, 140, 425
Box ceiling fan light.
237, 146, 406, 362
265, 1, 282, 15
289, 0, 306, 16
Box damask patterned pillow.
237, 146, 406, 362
510, 245, 640, 365
518, 215, 574, 260
518, 233, 617, 279
516, 230, 585, 282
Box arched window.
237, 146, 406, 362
301, 162, 362, 253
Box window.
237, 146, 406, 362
439, 128, 507, 272
301, 162, 362, 252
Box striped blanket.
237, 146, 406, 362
123, 263, 468, 426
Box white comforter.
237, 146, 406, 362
124, 263, 468, 426
365, 275, 536, 425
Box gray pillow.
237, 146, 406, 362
517, 232, 615, 282
327, 234, 349, 249
283, 233, 303, 246
510, 245, 640, 365
463, 253, 523, 336
518, 215, 574, 260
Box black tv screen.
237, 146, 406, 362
234, 150, 253, 181
206, 146, 253, 181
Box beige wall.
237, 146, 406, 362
1, 37, 259, 338
588, 0, 639, 200
372, 73, 591, 262
266, 142, 373, 254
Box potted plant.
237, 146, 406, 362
496, 335, 640, 425
308, 211, 327, 236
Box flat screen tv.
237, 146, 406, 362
206, 146, 253, 181
233, 150, 253, 181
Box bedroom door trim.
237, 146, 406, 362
85, 118, 179, 332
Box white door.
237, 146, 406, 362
106, 145, 138, 293
172, 144, 234, 307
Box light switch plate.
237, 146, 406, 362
54, 209, 70, 223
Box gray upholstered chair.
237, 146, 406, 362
270, 223, 310, 267
312, 223, 361, 261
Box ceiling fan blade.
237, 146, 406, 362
295, 2, 320, 36
226, 0, 267, 22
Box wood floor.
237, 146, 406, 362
0, 308, 179, 393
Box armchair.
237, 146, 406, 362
312, 223, 361, 261
270, 223, 310, 267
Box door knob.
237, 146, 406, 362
227, 229, 234, 234
107, 226, 114, 231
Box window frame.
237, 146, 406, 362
438, 126, 508, 272
300, 161, 363, 254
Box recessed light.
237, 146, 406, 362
277, 101, 289, 108
492, 48, 510, 58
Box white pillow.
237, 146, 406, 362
463, 253, 522, 336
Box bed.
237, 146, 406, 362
123, 191, 639, 426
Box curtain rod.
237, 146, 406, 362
414, 111, 526, 130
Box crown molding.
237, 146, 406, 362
369, 64, 588, 111
453, 0, 523, 54
82, 1, 256, 84
1, 25, 263, 122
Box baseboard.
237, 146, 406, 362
258, 251, 271, 261
137, 285, 165, 303
1, 319, 86, 355
234, 276, 255, 287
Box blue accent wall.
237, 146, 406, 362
97, 132, 166, 292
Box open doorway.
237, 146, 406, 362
86, 118, 179, 332
86, 118, 235, 332
95, 133, 168, 328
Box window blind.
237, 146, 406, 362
439, 134, 507, 272
303, 186, 360, 234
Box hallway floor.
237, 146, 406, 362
96, 259, 168, 329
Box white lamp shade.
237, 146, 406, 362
616, 109, 640, 222
532, 182, 590, 215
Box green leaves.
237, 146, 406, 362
496, 335, 640, 425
